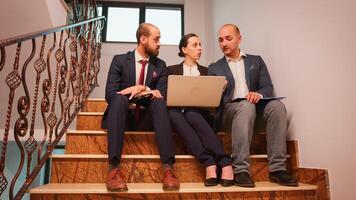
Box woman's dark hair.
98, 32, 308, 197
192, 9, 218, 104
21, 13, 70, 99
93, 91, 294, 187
178, 33, 198, 57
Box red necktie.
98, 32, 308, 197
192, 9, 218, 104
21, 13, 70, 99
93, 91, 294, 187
138, 60, 148, 85
135, 59, 148, 121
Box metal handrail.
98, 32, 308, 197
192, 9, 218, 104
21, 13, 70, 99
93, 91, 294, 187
0, 16, 105, 47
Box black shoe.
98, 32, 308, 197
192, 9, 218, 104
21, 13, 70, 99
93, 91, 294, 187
269, 171, 298, 186
234, 172, 255, 187
204, 177, 220, 186
218, 165, 234, 187
220, 178, 235, 187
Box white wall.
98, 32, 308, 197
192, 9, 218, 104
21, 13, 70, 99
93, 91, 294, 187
46, 0, 68, 27
210, 0, 356, 199
0, 0, 67, 40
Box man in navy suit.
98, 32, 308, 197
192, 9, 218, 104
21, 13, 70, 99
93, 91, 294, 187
102, 23, 180, 191
208, 24, 297, 187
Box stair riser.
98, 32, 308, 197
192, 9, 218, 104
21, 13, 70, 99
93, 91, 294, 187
84, 101, 107, 112
298, 168, 330, 200
66, 132, 270, 155
66, 134, 224, 155
77, 115, 104, 130
65, 133, 296, 164
31, 191, 317, 200
50, 158, 275, 183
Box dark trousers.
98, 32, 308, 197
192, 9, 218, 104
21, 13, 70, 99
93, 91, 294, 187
106, 94, 175, 167
168, 108, 231, 167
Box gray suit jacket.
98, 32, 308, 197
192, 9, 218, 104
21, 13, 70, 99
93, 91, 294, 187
208, 54, 274, 129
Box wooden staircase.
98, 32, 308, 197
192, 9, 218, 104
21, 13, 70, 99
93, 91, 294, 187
29, 99, 330, 199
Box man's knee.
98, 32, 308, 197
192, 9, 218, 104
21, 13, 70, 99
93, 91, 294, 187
235, 101, 256, 118
265, 100, 286, 117
110, 93, 129, 107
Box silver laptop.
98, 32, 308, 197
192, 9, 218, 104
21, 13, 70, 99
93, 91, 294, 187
167, 75, 225, 107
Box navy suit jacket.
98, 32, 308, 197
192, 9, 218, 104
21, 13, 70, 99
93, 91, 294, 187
102, 51, 168, 128
208, 54, 274, 129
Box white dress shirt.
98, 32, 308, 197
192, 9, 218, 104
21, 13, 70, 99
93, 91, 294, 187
183, 63, 200, 76
226, 50, 249, 99
134, 50, 149, 85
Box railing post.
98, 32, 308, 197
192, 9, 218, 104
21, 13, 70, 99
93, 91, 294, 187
82, 21, 93, 111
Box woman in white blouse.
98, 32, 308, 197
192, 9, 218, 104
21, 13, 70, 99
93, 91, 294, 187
167, 33, 234, 187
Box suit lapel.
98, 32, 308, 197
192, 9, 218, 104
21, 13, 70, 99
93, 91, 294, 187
145, 60, 154, 86
127, 51, 136, 86
220, 58, 234, 85
178, 62, 184, 75
197, 64, 205, 75
243, 56, 251, 90
218, 58, 235, 101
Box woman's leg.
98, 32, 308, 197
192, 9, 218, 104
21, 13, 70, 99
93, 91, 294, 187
168, 108, 215, 169
184, 108, 234, 181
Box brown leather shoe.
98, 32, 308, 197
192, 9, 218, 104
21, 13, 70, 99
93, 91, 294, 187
106, 167, 128, 191
162, 167, 180, 190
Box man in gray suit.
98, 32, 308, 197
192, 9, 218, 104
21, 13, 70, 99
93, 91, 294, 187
208, 24, 298, 187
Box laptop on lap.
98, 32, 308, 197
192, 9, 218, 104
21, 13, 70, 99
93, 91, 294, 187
166, 75, 225, 107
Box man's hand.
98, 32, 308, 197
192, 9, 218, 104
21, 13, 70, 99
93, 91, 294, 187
117, 85, 145, 100
246, 92, 262, 104
223, 80, 228, 90
143, 90, 162, 99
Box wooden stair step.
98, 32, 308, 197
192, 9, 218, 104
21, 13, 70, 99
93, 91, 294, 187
65, 130, 271, 155
51, 154, 274, 159
49, 154, 289, 183
77, 112, 104, 130
29, 182, 317, 200
30, 182, 317, 193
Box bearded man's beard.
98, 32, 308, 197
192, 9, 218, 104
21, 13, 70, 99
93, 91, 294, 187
145, 45, 159, 57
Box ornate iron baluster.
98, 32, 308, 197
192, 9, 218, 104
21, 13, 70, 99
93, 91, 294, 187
25, 36, 47, 177
93, 20, 104, 88
9, 39, 36, 200
47, 31, 64, 147
77, 25, 87, 106
0, 43, 22, 196
92, 21, 100, 87
69, 31, 80, 109
55, 30, 71, 132
83, 0, 88, 19
83, 21, 93, 101
0, 47, 5, 71
71, 0, 79, 22
37, 33, 56, 163
63, 30, 75, 123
